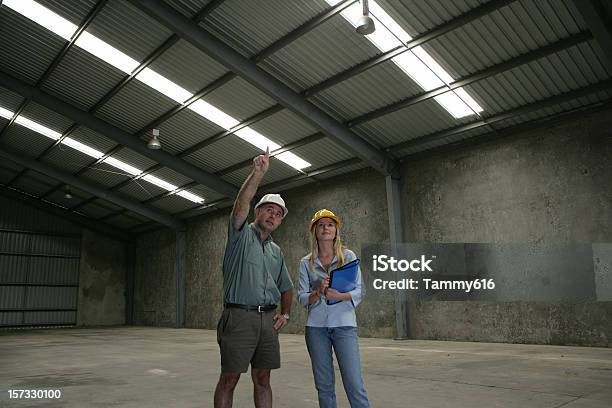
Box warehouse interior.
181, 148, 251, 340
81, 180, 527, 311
0, 0, 611, 407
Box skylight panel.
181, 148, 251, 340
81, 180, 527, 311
325, 0, 483, 118
188, 100, 240, 130
3, 0, 77, 40
275, 151, 311, 170
14, 116, 62, 140
61, 137, 105, 159
75, 32, 140, 74
102, 157, 142, 176
234, 128, 281, 152
142, 174, 178, 192
0, 107, 14, 120
136, 68, 193, 104
176, 190, 205, 204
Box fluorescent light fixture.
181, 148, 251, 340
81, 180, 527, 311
176, 190, 205, 204
136, 68, 193, 103
61, 137, 104, 159
75, 32, 140, 74
3, 0, 77, 40
142, 174, 178, 192
189, 100, 240, 130
102, 157, 142, 176
14, 116, 62, 140
0, 106, 14, 119
326, 0, 483, 118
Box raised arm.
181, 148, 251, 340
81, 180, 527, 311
231, 147, 269, 230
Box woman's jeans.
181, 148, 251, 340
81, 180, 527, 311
305, 326, 371, 408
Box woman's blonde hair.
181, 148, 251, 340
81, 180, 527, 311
309, 219, 345, 272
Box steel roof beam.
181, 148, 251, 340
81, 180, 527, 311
131, 0, 396, 176
0, 186, 130, 242
0, 145, 184, 230
0, 70, 239, 198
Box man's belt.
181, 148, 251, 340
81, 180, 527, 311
225, 303, 277, 312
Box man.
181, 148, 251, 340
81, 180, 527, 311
214, 147, 293, 408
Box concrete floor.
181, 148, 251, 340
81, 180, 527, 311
0, 327, 611, 408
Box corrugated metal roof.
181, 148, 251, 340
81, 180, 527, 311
2, 126, 55, 158
41, 47, 127, 111
246, 109, 318, 146
288, 137, 354, 170
0, 6, 65, 84
163, 0, 211, 18
157, 108, 225, 155
353, 98, 473, 148
85, 0, 173, 63
11, 175, 55, 197
44, 190, 89, 210
80, 165, 132, 188
20, 101, 74, 133
109, 148, 158, 173
311, 61, 424, 121
260, 13, 382, 91
65, 127, 118, 154
26, 169, 69, 189
153, 195, 197, 214
206, 0, 330, 57
184, 135, 263, 173
149, 39, 229, 95
205, 77, 277, 122
104, 213, 143, 229
96, 80, 178, 134
314, 161, 369, 180
221, 159, 299, 187
36, 0, 97, 25
150, 167, 193, 188
180, 184, 225, 203
116, 181, 165, 202
77, 201, 121, 219
42, 145, 97, 174
0, 87, 25, 111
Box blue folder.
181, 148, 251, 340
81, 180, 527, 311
327, 259, 360, 305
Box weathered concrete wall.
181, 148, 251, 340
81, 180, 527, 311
77, 229, 127, 326
402, 107, 612, 346
133, 229, 176, 327
183, 168, 393, 337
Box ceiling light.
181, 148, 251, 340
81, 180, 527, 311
62, 137, 104, 158
63, 186, 72, 199
356, 0, 375, 35
14, 115, 62, 140
136, 68, 192, 103
102, 157, 142, 176
142, 174, 178, 191
147, 129, 161, 150
75, 32, 140, 74
188, 100, 240, 130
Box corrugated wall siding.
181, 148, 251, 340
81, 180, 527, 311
0, 195, 81, 327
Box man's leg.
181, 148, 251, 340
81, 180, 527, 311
214, 373, 241, 408
251, 368, 271, 408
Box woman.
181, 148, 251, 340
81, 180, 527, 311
298, 209, 371, 408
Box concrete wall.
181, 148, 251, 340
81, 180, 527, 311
77, 229, 127, 326
402, 107, 612, 346
133, 229, 176, 327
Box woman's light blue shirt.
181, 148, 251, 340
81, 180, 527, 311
298, 248, 364, 327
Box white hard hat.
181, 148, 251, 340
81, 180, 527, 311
255, 193, 288, 218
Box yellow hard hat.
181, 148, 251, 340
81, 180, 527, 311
309, 209, 341, 230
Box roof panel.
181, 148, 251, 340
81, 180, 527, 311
246, 109, 318, 147
116, 181, 165, 202
314, 161, 369, 181
163, 0, 211, 18
149, 39, 229, 95
150, 167, 193, 188
11, 175, 55, 197
222, 159, 299, 187
260, 14, 382, 91
96, 80, 178, 134
0, 87, 25, 112
85, 0, 174, 63
41, 145, 95, 174
157, 108, 224, 155
206, 0, 329, 57
41, 46, 127, 111
77, 202, 121, 219
2, 126, 56, 157
36, 0, 97, 24
0, 6, 66, 84
288, 137, 354, 170
67, 127, 118, 154
184, 135, 262, 173
312, 61, 424, 121
109, 148, 158, 173
152, 195, 197, 214
205, 77, 277, 122
80, 165, 131, 189
182, 184, 225, 203
21, 101, 74, 133
104, 213, 143, 230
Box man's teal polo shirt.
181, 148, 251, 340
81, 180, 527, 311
223, 220, 293, 305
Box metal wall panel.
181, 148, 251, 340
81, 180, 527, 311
0, 196, 81, 327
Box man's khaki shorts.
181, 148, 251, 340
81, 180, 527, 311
216, 308, 280, 373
